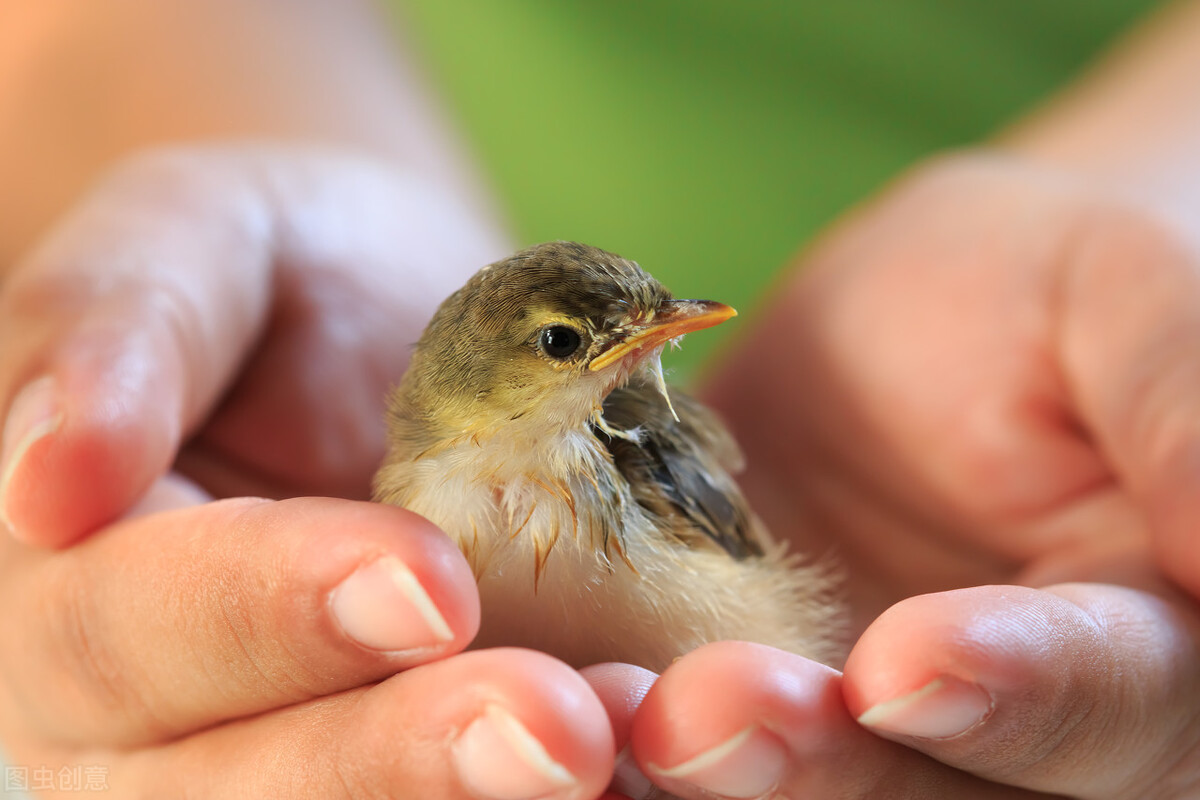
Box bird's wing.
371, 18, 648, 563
596, 379, 766, 559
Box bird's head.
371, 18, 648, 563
395, 241, 735, 441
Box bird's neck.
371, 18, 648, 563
375, 393, 629, 578
382, 374, 614, 486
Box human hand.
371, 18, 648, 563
0, 147, 622, 798
0, 490, 621, 798
0, 145, 506, 545
618, 153, 1200, 798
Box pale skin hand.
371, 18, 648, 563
626, 153, 1198, 799
0, 148, 501, 540
0, 149, 625, 800
0, 495, 615, 798
620, 2, 1200, 795
0, 3, 627, 797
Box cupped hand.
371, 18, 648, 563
627, 580, 1200, 799
0, 145, 508, 546
706, 151, 1200, 615
0, 146, 632, 798
617, 152, 1200, 798
0, 488, 616, 798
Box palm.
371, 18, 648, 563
173, 270, 405, 502
702, 156, 1185, 632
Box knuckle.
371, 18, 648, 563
203, 569, 322, 704
984, 588, 1199, 797
327, 751, 395, 800
195, 504, 336, 702
43, 562, 170, 742
324, 691, 435, 800
100, 145, 248, 206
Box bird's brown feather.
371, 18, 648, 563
596, 377, 767, 559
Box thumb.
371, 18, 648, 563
844, 583, 1200, 799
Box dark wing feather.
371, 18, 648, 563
594, 378, 764, 559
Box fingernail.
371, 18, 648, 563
330, 555, 454, 652
452, 704, 577, 800
612, 745, 655, 800
857, 676, 994, 740
0, 376, 62, 539
649, 725, 786, 799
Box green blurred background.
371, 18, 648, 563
389, 0, 1150, 378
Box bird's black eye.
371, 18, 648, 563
539, 325, 582, 359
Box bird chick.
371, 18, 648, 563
374, 241, 842, 672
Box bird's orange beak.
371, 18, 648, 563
588, 299, 737, 371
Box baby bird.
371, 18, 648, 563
374, 242, 841, 672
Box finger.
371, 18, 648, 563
1055, 213, 1200, 596
111, 649, 614, 800
169, 151, 508, 503
580, 662, 659, 799
845, 584, 1200, 799
120, 471, 214, 518
0, 150, 273, 545
0, 496, 479, 747
0, 147, 503, 546
631, 641, 1045, 799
